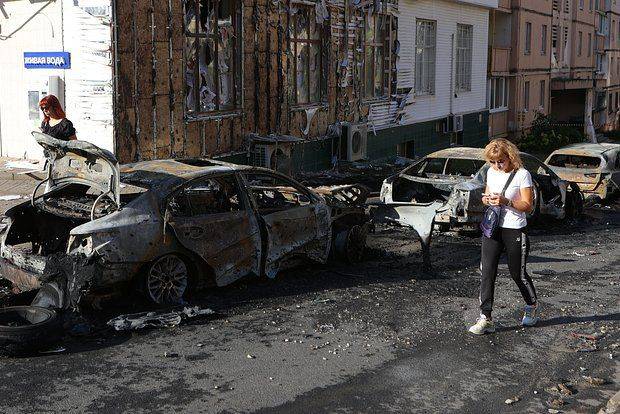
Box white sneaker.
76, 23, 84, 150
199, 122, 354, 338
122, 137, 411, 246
521, 304, 539, 327
468, 315, 496, 335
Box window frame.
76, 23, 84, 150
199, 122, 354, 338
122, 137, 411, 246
289, 5, 328, 107
362, 12, 392, 100
539, 80, 546, 109
455, 23, 473, 93
183, 0, 243, 116
541, 25, 548, 55
488, 77, 509, 112
524, 81, 530, 112
415, 19, 437, 96
166, 173, 246, 217
525, 22, 532, 55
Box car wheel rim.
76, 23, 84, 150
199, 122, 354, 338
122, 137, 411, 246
147, 255, 188, 304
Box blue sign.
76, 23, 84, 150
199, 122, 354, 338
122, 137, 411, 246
24, 52, 71, 69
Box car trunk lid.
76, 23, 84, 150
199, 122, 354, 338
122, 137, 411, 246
34, 132, 120, 207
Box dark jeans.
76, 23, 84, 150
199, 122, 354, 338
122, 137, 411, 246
480, 227, 537, 318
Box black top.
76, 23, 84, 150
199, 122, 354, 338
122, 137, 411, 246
41, 118, 76, 141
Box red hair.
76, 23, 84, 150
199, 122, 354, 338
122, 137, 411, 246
39, 95, 66, 122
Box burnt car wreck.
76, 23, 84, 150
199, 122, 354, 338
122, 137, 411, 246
372, 148, 584, 268
0, 133, 369, 310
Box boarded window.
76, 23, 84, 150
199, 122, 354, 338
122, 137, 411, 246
363, 13, 391, 99
289, 6, 326, 105
455, 24, 473, 92
184, 0, 242, 114
415, 19, 436, 95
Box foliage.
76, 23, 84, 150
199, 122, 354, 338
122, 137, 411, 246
518, 112, 586, 153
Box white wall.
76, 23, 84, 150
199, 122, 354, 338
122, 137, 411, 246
0, 0, 113, 161
0, 0, 64, 159
397, 0, 491, 125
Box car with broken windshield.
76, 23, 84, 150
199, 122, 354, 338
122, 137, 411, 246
544, 142, 620, 200
0, 133, 369, 308
377, 147, 583, 233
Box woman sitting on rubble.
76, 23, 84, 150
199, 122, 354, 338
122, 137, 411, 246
468, 138, 538, 335
39, 95, 77, 141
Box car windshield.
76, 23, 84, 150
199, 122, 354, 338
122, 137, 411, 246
444, 158, 487, 177
548, 154, 601, 169
415, 158, 447, 175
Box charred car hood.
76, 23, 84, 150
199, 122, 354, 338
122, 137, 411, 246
34, 132, 120, 206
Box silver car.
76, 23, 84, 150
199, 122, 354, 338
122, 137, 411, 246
545, 142, 620, 200
0, 133, 369, 307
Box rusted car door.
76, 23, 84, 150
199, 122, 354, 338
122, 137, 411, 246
166, 174, 262, 286
240, 171, 331, 278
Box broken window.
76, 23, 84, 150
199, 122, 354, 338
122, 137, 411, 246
289, 5, 326, 105
363, 13, 391, 99
444, 158, 486, 177
415, 157, 446, 175
455, 24, 473, 92
415, 19, 436, 95
243, 173, 312, 214
184, 0, 242, 114
170, 175, 243, 216
547, 154, 602, 169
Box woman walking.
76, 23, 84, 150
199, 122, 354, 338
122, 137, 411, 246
39, 95, 77, 141
469, 138, 539, 335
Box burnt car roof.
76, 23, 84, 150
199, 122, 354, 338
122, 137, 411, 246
120, 158, 252, 189
549, 142, 620, 156
426, 147, 486, 159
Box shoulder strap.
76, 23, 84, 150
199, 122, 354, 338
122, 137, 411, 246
501, 170, 517, 196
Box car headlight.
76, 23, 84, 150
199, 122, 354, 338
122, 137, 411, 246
67, 235, 93, 255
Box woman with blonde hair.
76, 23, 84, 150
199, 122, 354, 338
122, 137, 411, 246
469, 138, 539, 335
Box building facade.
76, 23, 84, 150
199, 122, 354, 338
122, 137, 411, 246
2, 0, 498, 171
488, 0, 620, 141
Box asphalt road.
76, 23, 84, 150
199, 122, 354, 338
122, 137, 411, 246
0, 182, 618, 413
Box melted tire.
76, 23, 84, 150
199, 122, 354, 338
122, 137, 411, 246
0, 306, 61, 356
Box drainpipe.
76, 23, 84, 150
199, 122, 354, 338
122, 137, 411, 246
449, 32, 455, 144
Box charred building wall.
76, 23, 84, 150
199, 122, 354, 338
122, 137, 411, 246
112, 0, 400, 165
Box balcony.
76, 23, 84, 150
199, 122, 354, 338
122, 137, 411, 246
497, 0, 511, 10
490, 47, 511, 73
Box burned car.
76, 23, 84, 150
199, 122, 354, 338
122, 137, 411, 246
0, 133, 369, 307
379, 147, 584, 229
373, 148, 583, 267
545, 142, 620, 200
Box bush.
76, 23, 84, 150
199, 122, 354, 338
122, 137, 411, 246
518, 112, 586, 153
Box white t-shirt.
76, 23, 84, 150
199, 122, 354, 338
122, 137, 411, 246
486, 167, 533, 229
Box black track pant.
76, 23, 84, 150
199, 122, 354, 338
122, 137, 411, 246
480, 227, 537, 318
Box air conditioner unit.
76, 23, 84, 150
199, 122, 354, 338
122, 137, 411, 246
339, 123, 368, 161
443, 114, 464, 133
254, 144, 293, 174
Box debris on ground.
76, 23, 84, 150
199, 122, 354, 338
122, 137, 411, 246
39, 346, 66, 354
504, 396, 520, 404
4, 160, 40, 170
0, 195, 22, 201
549, 398, 566, 408
582, 376, 607, 386
107, 306, 215, 331
163, 351, 179, 358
